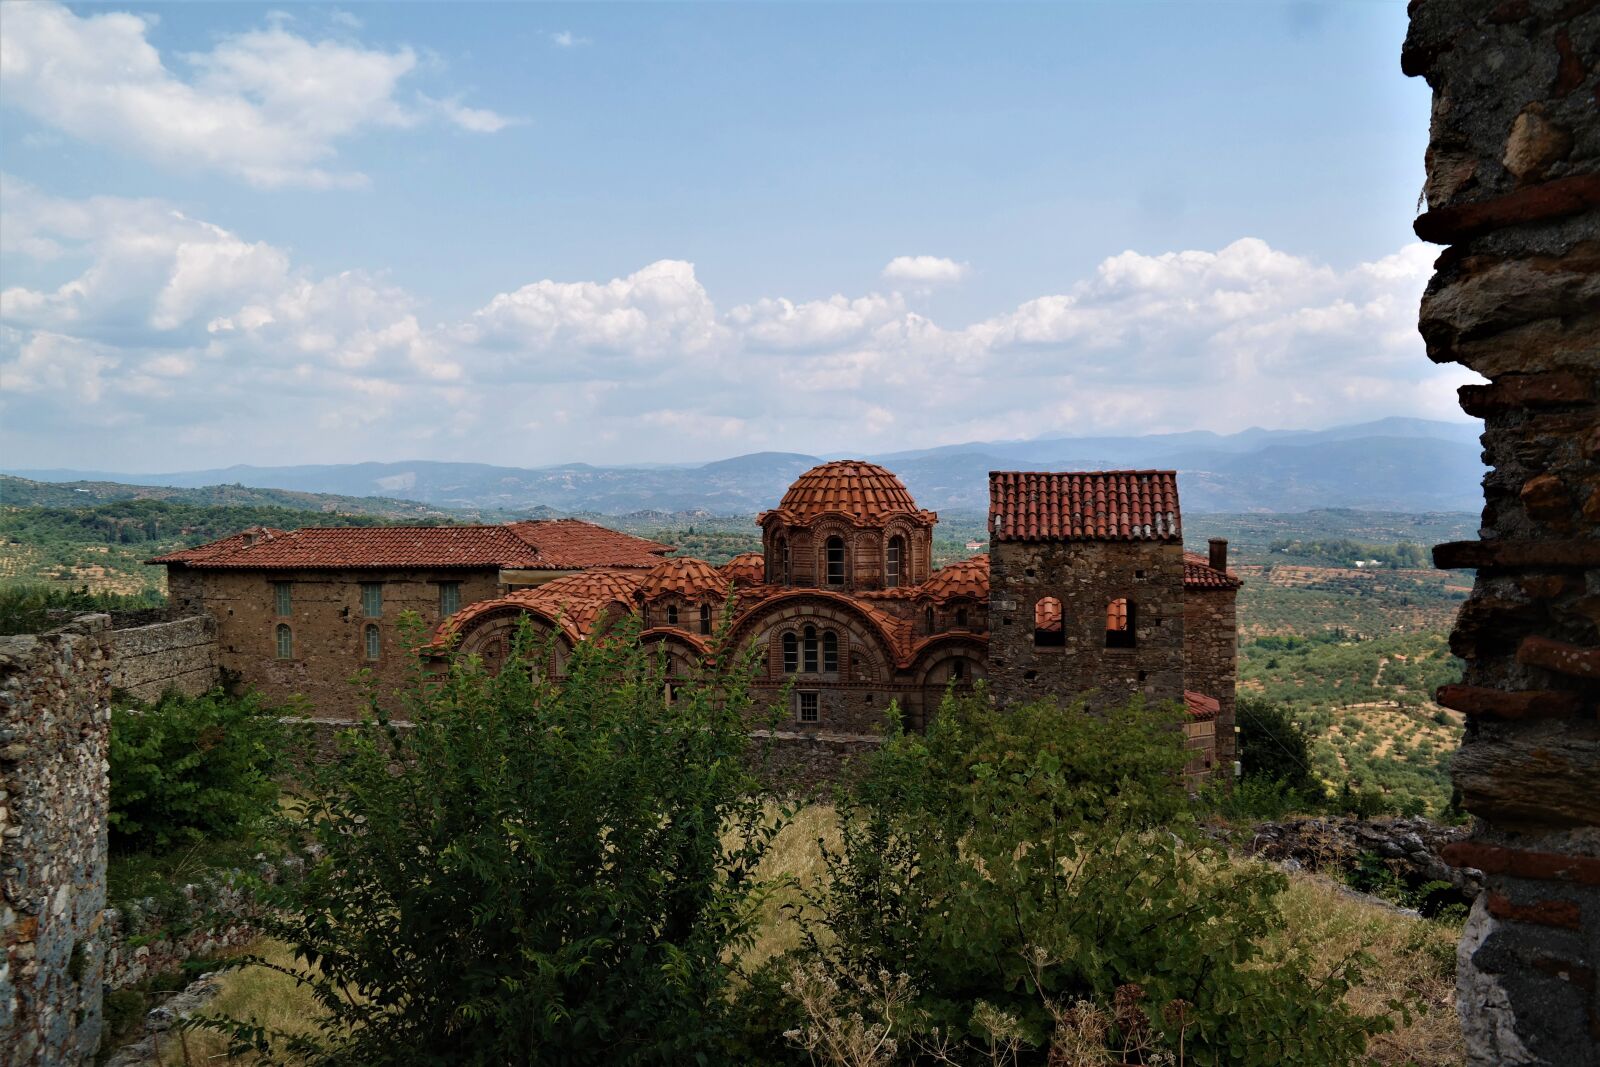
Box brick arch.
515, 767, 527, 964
909, 634, 988, 690
808, 519, 855, 588
452, 604, 574, 676
727, 592, 899, 684
639, 628, 710, 678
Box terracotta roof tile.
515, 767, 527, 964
1183, 552, 1243, 590
761, 460, 935, 527
506, 519, 673, 569
1034, 597, 1063, 633
719, 552, 765, 586
989, 471, 1181, 542
1184, 690, 1220, 721
438, 569, 647, 646
919, 555, 989, 602
638, 557, 729, 600
156, 525, 546, 570
146, 526, 288, 564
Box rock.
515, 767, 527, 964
1502, 107, 1572, 183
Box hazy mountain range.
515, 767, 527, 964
8, 417, 1484, 516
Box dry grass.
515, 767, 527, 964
159, 940, 320, 1066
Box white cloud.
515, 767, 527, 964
551, 31, 590, 48
0, 182, 1475, 467
0, 2, 513, 188
882, 255, 970, 287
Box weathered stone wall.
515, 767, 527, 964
1184, 586, 1240, 769
109, 616, 219, 703
748, 731, 880, 794
987, 540, 1185, 712
192, 567, 502, 718
0, 615, 112, 1066
1404, 2, 1599, 1062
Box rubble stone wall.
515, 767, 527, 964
1184, 586, 1239, 769
0, 615, 112, 1066
109, 616, 219, 704
1405, 2, 1600, 1062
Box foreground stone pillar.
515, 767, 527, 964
1404, 3, 1599, 1063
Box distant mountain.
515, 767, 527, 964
7, 418, 1484, 516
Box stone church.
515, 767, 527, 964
152, 461, 1241, 774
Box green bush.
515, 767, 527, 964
0, 583, 165, 636
1237, 695, 1325, 802
777, 690, 1394, 1065
109, 689, 284, 851
202, 614, 787, 1066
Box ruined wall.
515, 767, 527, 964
1184, 586, 1239, 769
1404, 2, 1600, 1062
109, 616, 219, 703
987, 540, 1185, 712
196, 568, 502, 718
0, 615, 112, 1066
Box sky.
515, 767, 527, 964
0, 1, 1480, 472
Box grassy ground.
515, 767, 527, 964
164, 806, 1462, 1065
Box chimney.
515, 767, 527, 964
1208, 538, 1228, 573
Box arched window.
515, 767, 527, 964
1034, 597, 1065, 648
925, 606, 936, 633
667, 603, 679, 626
782, 631, 798, 673
699, 603, 712, 635
1106, 598, 1136, 648
825, 537, 845, 586
955, 604, 969, 628
950, 658, 966, 682
803, 625, 819, 672
275, 623, 293, 660
886, 535, 904, 588
775, 537, 790, 584
822, 630, 838, 673
364, 624, 381, 661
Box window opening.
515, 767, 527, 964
782, 631, 798, 673
364, 624, 381, 660
823, 630, 838, 673
275, 623, 293, 659
360, 582, 383, 618
826, 537, 845, 586
1106, 598, 1136, 648
797, 691, 820, 723
886, 536, 904, 588
273, 582, 292, 617
699, 603, 712, 635
438, 581, 461, 617
1034, 597, 1065, 648
803, 625, 819, 673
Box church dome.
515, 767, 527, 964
638, 556, 728, 601
720, 552, 765, 586
775, 460, 922, 526
920, 555, 989, 601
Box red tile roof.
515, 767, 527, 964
761, 460, 936, 528
437, 569, 646, 646
719, 552, 765, 586
1184, 691, 1221, 721
638, 557, 729, 600
1183, 552, 1243, 590
148, 519, 671, 571
989, 471, 1181, 542
1034, 597, 1063, 633
919, 555, 989, 602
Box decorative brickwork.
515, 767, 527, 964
1405, 2, 1599, 1061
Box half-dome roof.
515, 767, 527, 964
920, 555, 989, 601
768, 460, 928, 526
720, 552, 765, 586
639, 556, 728, 600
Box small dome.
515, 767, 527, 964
720, 552, 765, 586
639, 556, 728, 601
920, 555, 989, 601
774, 460, 921, 525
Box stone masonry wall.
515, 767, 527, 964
988, 540, 1185, 712
0, 615, 112, 1067
1404, 2, 1599, 1062
109, 616, 219, 704
1185, 586, 1239, 769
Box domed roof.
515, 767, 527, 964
638, 556, 728, 600
720, 552, 765, 586
770, 460, 926, 526
434, 569, 645, 645
920, 555, 989, 601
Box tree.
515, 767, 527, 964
206, 614, 787, 1066
1237, 694, 1325, 800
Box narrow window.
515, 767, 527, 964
273, 581, 292, 617
275, 623, 293, 660
1106, 598, 1136, 649
1034, 597, 1065, 648
364, 623, 381, 660
797, 691, 820, 723
886, 536, 904, 588
438, 581, 461, 617
641, 604, 651, 627
699, 603, 712, 635
825, 537, 845, 586
803, 625, 819, 673
775, 537, 790, 584
782, 632, 798, 673
955, 605, 969, 628
667, 603, 679, 626
950, 658, 966, 682
925, 606, 936, 633
361, 582, 383, 618
822, 630, 838, 673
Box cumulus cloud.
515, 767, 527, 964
882, 255, 970, 287
550, 31, 590, 48
0, 182, 1475, 468
0, 2, 514, 188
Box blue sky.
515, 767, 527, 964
0, 1, 1477, 471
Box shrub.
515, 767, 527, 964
1238, 694, 1326, 801
201, 614, 788, 1066
780, 690, 1395, 1065
109, 689, 283, 851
